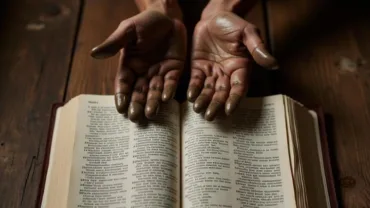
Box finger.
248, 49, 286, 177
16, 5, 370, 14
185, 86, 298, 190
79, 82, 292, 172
205, 76, 230, 121
162, 70, 181, 102
115, 51, 135, 114
243, 25, 279, 70
225, 68, 248, 116
158, 21, 186, 102
145, 76, 163, 119
128, 77, 148, 122
187, 68, 206, 102
91, 21, 136, 59
158, 60, 184, 102
193, 76, 216, 113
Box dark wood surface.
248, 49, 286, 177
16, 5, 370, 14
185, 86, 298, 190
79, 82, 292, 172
0, 0, 369, 207
267, 0, 370, 206
66, 0, 138, 99
0, 0, 81, 207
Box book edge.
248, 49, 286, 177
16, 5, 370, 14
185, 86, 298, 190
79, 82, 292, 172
312, 107, 338, 208
35, 103, 64, 208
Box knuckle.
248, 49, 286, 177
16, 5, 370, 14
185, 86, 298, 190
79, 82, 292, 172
147, 92, 160, 100
118, 21, 126, 29
149, 84, 163, 91
118, 20, 135, 34
212, 98, 224, 105
134, 85, 148, 94
231, 80, 243, 86
191, 75, 203, 80
118, 20, 129, 28
216, 85, 228, 91
204, 83, 214, 89
116, 75, 130, 84
165, 75, 178, 81
245, 24, 259, 35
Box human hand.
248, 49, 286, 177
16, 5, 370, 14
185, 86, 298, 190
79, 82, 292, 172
187, 1, 278, 121
91, 2, 186, 122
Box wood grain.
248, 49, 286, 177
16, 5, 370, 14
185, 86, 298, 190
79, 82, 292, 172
267, 0, 370, 206
66, 0, 272, 101
66, 0, 138, 100
0, 0, 81, 207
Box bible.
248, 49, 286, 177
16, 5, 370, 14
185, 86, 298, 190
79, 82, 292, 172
38, 94, 337, 208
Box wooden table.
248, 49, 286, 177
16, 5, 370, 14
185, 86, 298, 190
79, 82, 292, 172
0, 0, 369, 207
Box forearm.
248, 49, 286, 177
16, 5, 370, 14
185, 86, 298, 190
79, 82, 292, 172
135, 0, 182, 20
202, 0, 258, 19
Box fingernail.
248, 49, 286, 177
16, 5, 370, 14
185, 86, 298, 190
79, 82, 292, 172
90, 45, 117, 59
115, 93, 129, 114
128, 102, 144, 122
162, 88, 175, 102
253, 46, 279, 70
193, 96, 208, 113
205, 101, 222, 121
145, 100, 159, 119
187, 87, 201, 102
225, 95, 241, 116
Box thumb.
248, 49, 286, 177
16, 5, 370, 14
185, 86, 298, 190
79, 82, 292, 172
242, 25, 279, 70
91, 21, 136, 59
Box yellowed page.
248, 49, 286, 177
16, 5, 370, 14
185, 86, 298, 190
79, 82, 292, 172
41, 107, 62, 208
283, 97, 308, 208
65, 95, 181, 208
290, 100, 330, 208
41, 96, 80, 208
127, 99, 181, 208
181, 95, 296, 208
66, 95, 131, 207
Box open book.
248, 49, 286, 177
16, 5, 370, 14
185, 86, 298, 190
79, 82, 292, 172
38, 94, 336, 208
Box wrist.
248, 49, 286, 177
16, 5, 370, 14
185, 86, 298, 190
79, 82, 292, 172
201, 0, 257, 19
135, 0, 183, 20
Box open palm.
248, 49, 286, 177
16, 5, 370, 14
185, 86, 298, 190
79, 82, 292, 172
188, 12, 278, 121
91, 10, 186, 122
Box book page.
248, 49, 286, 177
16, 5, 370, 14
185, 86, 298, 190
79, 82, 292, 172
41, 107, 62, 208
284, 97, 309, 208
41, 97, 80, 208
181, 95, 296, 208
127, 100, 181, 207
66, 95, 181, 208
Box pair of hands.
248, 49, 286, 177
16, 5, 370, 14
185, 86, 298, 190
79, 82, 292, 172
91, 7, 278, 122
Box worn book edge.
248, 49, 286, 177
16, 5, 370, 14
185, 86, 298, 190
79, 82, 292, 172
36, 103, 64, 208
313, 107, 338, 208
